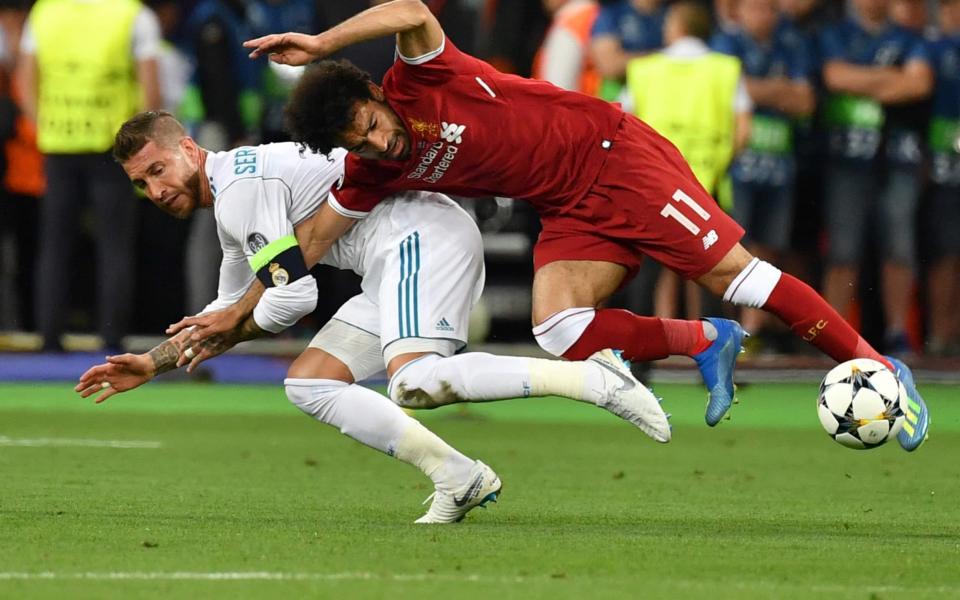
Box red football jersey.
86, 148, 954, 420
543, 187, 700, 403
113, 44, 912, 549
330, 37, 625, 217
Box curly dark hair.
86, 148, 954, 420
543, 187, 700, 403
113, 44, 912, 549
285, 60, 375, 155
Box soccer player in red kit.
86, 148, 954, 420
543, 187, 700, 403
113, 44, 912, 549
241, 0, 929, 449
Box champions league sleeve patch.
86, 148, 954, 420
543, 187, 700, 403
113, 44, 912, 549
248, 234, 310, 288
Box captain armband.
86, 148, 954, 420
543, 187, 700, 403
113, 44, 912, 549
248, 234, 310, 288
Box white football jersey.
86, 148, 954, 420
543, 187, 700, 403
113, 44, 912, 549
201, 143, 347, 332
199, 142, 484, 347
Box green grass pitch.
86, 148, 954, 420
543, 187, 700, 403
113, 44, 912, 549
1, 381, 958, 599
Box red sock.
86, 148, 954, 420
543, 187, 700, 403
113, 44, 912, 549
764, 273, 892, 370
561, 309, 707, 361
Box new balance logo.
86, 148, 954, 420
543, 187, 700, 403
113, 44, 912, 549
702, 229, 718, 250
436, 317, 455, 332
440, 122, 466, 144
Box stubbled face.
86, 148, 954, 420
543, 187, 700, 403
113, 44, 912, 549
739, 0, 779, 39
339, 97, 411, 162
122, 138, 203, 219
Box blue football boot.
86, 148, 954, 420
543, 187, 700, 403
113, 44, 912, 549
694, 318, 747, 426
885, 356, 930, 451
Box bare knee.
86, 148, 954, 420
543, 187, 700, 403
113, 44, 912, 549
287, 348, 354, 382
531, 260, 627, 325
696, 244, 755, 296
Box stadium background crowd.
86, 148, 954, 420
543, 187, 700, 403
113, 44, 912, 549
0, 0, 958, 364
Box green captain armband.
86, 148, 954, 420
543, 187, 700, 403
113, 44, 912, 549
248, 234, 310, 288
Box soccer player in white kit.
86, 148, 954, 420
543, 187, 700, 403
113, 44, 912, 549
76, 111, 669, 523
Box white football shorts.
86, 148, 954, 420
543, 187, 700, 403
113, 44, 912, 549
308, 192, 485, 381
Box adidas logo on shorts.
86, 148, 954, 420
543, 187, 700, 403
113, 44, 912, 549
436, 317, 455, 332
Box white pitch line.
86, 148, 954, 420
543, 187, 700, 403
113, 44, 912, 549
0, 572, 528, 583
0, 573, 956, 592
0, 436, 161, 449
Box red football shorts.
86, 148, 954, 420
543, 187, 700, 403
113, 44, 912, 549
532, 114, 744, 281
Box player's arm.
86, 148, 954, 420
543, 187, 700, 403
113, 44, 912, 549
75, 327, 194, 403
170, 201, 355, 347
244, 0, 443, 65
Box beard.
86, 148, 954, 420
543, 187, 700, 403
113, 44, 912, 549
169, 170, 202, 219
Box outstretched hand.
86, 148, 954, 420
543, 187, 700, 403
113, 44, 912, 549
75, 354, 155, 404
244, 32, 325, 65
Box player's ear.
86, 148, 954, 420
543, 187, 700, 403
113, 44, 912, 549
367, 81, 385, 102
181, 136, 199, 160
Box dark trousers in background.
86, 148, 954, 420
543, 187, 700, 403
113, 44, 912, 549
0, 192, 39, 330
35, 153, 137, 350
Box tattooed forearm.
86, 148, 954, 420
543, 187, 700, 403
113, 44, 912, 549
234, 315, 266, 343
147, 337, 186, 375
193, 316, 266, 358
196, 333, 235, 356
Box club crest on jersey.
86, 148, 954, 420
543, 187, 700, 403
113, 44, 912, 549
440, 122, 466, 144
247, 232, 269, 254
408, 117, 439, 140
407, 120, 466, 183
268, 262, 289, 287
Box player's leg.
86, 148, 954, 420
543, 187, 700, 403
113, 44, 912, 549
384, 347, 670, 443
529, 257, 743, 427
286, 321, 497, 523
376, 194, 669, 440
696, 243, 929, 449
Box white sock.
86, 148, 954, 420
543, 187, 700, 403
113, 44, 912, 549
285, 378, 474, 490
388, 353, 606, 408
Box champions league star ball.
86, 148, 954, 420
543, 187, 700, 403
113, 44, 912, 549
817, 358, 907, 449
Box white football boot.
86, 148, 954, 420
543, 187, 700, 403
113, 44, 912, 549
588, 349, 671, 443
415, 461, 501, 524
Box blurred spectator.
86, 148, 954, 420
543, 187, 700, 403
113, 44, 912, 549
712, 0, 814, 345
890, 0, 931, 35
0, 0, 41, 332
149, 0, 192, 114
179, 0, 267, 315
622, 0, 751, 319
260, 0, 315, 142
480, 0, 549, 76
819, 0, 933, 356
923, 0, 960, 355
776, 0, 835, 318
591, 0, 666, 99
713, 0, 739, 32
533, 0, 601, 95
18, 0, 162, 352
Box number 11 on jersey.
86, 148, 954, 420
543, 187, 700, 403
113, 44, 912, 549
660, 188, 719, 250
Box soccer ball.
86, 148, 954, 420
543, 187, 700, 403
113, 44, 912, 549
817, 358, 906, 449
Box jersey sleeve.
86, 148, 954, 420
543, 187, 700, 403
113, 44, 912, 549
216, 178, 317, 333
197, 226, 256, 315
328, 154, 395, 217
388, 35, 488, 89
